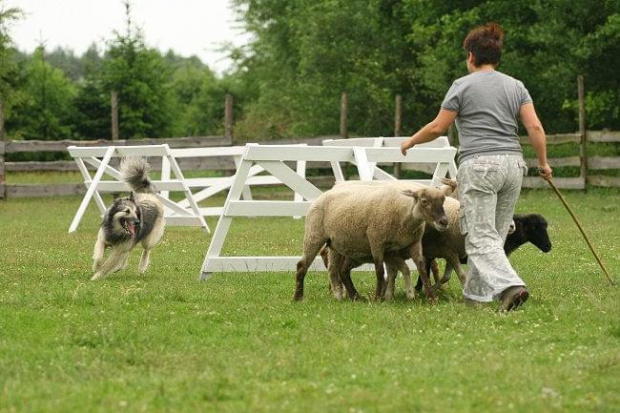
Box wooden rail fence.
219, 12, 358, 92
1, 131, 619, 198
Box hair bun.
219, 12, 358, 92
484, 22, 504, 41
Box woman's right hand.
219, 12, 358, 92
538, 163, 552, 180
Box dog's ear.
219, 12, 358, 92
129, 191, 135, 201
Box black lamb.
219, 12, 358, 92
415, 213, 551, 291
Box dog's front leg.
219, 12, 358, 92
138, 249, 151, 274
92, 231, 106, 272
91, 250, 130, 280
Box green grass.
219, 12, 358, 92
1, 188, 619, 413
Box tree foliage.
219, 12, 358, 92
231, 0, 620, 137
1, 0, 618, 141
7, 47, 76, 140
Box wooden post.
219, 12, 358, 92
578, 75, 587, 190
0, 97, 5, 199
340, 92, 348, 138
225, 93, 234, 142
111, 90, 119, 141
0, 97, 5, 142
0, 140, 5, 199
394, 94, 402, 178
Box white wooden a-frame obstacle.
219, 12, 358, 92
67, 144, 208, 233
199, 142, 458, 280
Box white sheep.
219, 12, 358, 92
294, 179, 455, 302
385, 195, 466, 298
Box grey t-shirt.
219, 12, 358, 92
441, 70, 532, 163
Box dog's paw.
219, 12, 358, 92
90, 272, 103, 281
92, 262, 102, 272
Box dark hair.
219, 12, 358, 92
463, 22, 504, 67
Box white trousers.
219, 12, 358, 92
457, 154, 528, 302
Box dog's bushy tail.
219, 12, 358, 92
121, 157, 153, 193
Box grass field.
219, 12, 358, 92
1, 188, 619, 413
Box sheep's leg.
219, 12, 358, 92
410, 241, 436, 303
384, 265, 398, 301
415, 258, 438, 292
373, 260, 386, 301
327, 250, 346, 301
386, 256, 414, 301
453, 260, 468, 286
431, 259, 441, 287
294, 239, 327, 301
339, 259, 362, 301
439, 261, 454, 285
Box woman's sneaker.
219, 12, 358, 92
499, 286, 529, 312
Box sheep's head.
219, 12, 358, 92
404, 187, 449, 232
517, 214, 552, 253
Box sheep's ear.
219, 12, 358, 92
401, 189, 419, 200
439, 178, 457, 196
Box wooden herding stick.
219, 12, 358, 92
544, 177, 615, 286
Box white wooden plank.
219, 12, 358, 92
87, 180, 187, 192
258, 160, 323, 200
165, 216, 208, 226
203, 159, 254, 261
67, 146, 111, 158
161, 155, 170, 199
69, 146, 114, 233
429, 163, 450, 187
114, 145, 169, 157
82, 157, 122, 180
225, 201, 312, 217
245, 145, 354, 162
179, 165, 268, 206
293, 159, 307, 219
198, 207, 225, 216
364, 147, 457, 163
74, 157, 107, 214
353, 147, 374, 181
171, 146, 246, 158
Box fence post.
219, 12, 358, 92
578, 75, 587, 191
0, 97, 4, 199
0, 140, 5, 199
225, 93, 234, 142
393, 94, 402, 178
340, 92, 348, 138
111, 90, 119, 141
0, 96, 4, 142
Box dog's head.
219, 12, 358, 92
107, 196, 141, 238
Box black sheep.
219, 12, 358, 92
504, 213, 552, 256
416, 213, 552, 291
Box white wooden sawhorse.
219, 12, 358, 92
67, 144, 208, 233
200, 143, 457, 279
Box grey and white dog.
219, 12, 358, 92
91, 157, 165, 280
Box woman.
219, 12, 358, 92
400, 22, 552, 311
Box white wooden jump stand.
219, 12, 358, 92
67, 144, 208, 233
199, 138, 457, 280
162, 145, 307, 218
